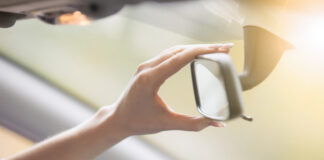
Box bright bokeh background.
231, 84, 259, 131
1, 0, 324, 159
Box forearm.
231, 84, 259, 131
9, 106, 130, 160
7, 44, 228, 160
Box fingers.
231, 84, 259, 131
168, 112, 225, 131
135, 46, 184, 74
135, 43, 232, 75
151, 43, 233, 86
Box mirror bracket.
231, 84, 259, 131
239, 25, 294, 91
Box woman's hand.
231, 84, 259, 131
8, 43, 233, 160
107, 43, 233, 136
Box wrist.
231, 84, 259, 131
92, 105, 132, 141
66, 105, 132, 156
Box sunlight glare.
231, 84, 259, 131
300, 17, 324, 51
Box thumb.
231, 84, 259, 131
168, 112, 225, 131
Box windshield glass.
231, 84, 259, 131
1, 1, 324, 160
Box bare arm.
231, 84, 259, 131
8, 43, 231, 160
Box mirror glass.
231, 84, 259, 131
194, 60, 230, 120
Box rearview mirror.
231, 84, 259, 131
191, 53, 244, 121
191, 26, 293, 121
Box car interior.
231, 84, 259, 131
1, 0, 324, 160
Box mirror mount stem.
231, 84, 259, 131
239, 25, 294, 91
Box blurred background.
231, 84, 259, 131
1, 0, 324, 159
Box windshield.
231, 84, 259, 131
0, 1, 324, 160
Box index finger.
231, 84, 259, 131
151, 43, 233, 86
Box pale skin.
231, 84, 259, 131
8, 43, 232, 160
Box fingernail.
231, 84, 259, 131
218, 47, 228, 51
211, 121, 226, 127
220, 122, 226, 127
223, 43, 234, 48
208, 44, 224, 49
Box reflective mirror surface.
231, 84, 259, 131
194, 60, 229, 120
